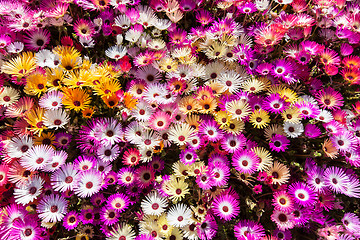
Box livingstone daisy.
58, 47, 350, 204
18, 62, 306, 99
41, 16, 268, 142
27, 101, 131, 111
288, 182, 317, 207
141, 191, 168, 216
212, 192, 240, 221
74, 169, 103, 198
232, 149, 260, 175
166, 203, 193, 228
37, 194, 68, 223
272, 190, 294, 213
61, 87, 91, 112
20, 145, 55, 171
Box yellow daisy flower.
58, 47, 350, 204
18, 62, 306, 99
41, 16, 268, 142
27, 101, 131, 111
62, 87, 91, 112
25, 107, 46, 136
1, 52, 36, 78
249, 109, 270, 129
24, 72, 48, 96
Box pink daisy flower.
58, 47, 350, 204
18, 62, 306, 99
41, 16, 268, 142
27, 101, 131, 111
288, 182, 317, 207
212, 192, 240, 221
232, 149, 260, 174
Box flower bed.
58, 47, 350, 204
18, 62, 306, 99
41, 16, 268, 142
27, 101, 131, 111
0, 0, 360, 239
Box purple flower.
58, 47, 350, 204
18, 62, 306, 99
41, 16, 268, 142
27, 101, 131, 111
288, 182, 317, 207
269, 134, 290, 152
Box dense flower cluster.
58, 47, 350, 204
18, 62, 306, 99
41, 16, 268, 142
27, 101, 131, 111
1, 0, 360, 239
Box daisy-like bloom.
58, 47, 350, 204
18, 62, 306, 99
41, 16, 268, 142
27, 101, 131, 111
168, 123, 196, 146
249, 109, 270, 129
225, 99, 252, 120
179, 147, 198, 165
73, 19, 95, 39
37, 194, 67, 223
221, 133, 246, 153
105, 45, 127, 60
269, 134, 290, 153
141, 191, 168, 216
167, 203, 192, 228
196, 169, 215, 190
212, 192, 240, 221
342, 212, 360, 234
122, 148, 141, 166
20, 145, 55, 171
107, 193, 130, 213
39, 91, 64, 110
13, 175, 44, 205
324, 166, 350, 194
234, 220, 266, 240
196, 213, 218, 240
5, 96, 34, 118
95, 118, 123, 146
198, 119, 224, 142
315, 87, 344, 110
43, 109, 69, 130
73, 155, 96, 172
24, 28, 51, 51
294, 100, 320, 119
271, 209, 295, 231
283, 122, 304, 138
1, 51, 36, 78
6, 135, 33, 159
108, 223, 136, 240
252, 147, 273, 171
267, 161, 290, 185
304, 124, 321, 139
11, 217, 43, 240
74, 169, 103, 198
101, 206, 120, 226
307, 166, 327, 193
164, 177, 190, 202
263, 93, 289, 114
210, 162, 230, 187
62, 87, 91, 112
322, 138, 338, 159
288, 182, 317, 207
217, 70, 243, 94
136, 165, 155, 189
232, 149, 260, 175
63, 211, 80, 230
330, 130, 357, 153
148, 111, 172, 131
272, 191, 294, 213
51, 163, 79, 192
0, 86, 20, 107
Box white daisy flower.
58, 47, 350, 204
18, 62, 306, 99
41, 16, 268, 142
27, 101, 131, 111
283, 122, 304, 138
105, 45, 127, 60
6, 136, 33, 159
20, 145, 55, 171
167, 203, 193, 228
44, 150, 68, 172
114, 14, 131, 29
7, 41, 24, 54
141, 191, 168, 216
0, 86, 20, 107
43, 109, 70, 129
74, 169, 103, 198
131, 100, 155, 122
51, 163, 79, 192
14, 175, 44, 205
37, 194, 68, 223
39, 91, 64, 110
108, 223, 136, 240
35, 49, 56, 68
97, 143, 120, 162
